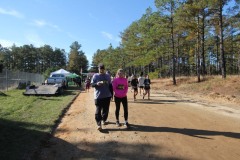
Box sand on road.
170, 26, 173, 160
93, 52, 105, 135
37, 88, 240, 160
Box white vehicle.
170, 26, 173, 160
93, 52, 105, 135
47, 74, 68, 88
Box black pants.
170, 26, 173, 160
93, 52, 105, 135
95, 97, 111, 126
114, 96, 128, 121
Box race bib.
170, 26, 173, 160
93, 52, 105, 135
117, 84, 124, 90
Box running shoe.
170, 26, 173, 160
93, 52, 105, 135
97, 125, 102, 131
116, 121, 120, 127
124, 122, 130, 128
102, 120, 107, 125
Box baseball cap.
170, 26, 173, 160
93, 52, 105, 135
98, 63, 105, 69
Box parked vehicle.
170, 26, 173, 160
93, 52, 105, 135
47, 74, 68, 88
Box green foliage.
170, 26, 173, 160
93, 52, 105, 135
159, 65, 170, 78
67, 41, 89, 74
0, 44, 67, 73
1, 0, 239, 80
93, 0, 240, 80
43, 66, 60, 79
148, 70, 160, 79
91, 44, 127, 73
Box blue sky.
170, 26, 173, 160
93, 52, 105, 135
0, 0, 155, 63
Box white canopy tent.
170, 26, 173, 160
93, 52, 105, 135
50, 69, 71, 77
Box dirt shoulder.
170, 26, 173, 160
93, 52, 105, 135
36, 85, 240, 160
151, 76, 240, 109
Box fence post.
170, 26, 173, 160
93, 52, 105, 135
6, 69, 8, 91
18, 70, 20, 87
0, 69, 44, 91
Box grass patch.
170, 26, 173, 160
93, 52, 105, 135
0, 86, 80, 160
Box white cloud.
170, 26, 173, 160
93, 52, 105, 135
32, 19, 61, 31
0, 39, 22, 47
50, 24, 61, 31
101, 31, 121, 42
33, 19, 46, 27
101, 31, 113, 40
0, 7, 24, 18
25, 33, 45, 47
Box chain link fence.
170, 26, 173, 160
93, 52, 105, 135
0, 69, 44, 91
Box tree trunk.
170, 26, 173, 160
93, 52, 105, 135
238, 49, 240, 75
170, 2, 176, 85
177, 37, 180, 76
197, 16, 201, 82
219, 2, 226, 78
216, 36, 220, 74
201, 13, 206, 76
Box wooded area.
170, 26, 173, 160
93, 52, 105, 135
0, 0, 239, 85
92, 0, 240, 84
0, 41, 89, 77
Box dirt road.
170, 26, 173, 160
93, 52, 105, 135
37, 88, 240, 160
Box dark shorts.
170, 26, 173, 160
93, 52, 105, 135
144, 86, 150, 90
132, 86, 138, 92
86, 84, 90, 89
139, 86, 144, 89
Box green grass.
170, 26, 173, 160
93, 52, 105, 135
0, 86, 80, 160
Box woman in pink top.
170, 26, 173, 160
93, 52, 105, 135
112, 69, 129, 128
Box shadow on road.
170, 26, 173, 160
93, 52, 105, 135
37, 135, 184, 160
129, 99, 184, 104
0, 118, 185, 160
106, 123, 240, 139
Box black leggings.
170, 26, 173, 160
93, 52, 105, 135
114, 96, 128, 121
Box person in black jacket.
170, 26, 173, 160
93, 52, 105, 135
143, 74, 151, 100
131, 75, 138, 101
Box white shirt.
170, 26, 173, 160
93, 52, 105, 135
138, 76, 145, 86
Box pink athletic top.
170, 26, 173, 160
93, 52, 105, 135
112, 77, 128, 98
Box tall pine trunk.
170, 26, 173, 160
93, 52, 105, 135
218, 1, 226, 78
201, 13, 206, 76
196, 16, 201, 82
170, 2, 176, 85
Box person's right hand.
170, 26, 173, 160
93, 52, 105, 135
97, 81, 104, 86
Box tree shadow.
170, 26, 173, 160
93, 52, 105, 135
36, 135, 184, 160
0, 118, 186, 160
0, 118, 185, 160
129, 99, 182, 104
150, 95, 171, 98
66, 86, 81, 91
38, 97, 62, 101
0, 91, 8, 96
0, 118, 51, 160
129, 97, 218, 107
106, 123, 240, 139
